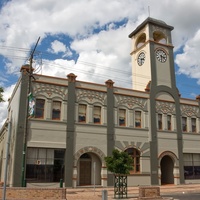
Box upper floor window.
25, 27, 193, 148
125, 148, 140, 173
135, 111, 141, 128
191, 118, 196, 133
119, 109, 126, 126
94, 106, 101, 124
52, 101, 61, 120
182, 117, 187, 132
158, 114, 162, 130
167, 115, 172, 131
78, 104, 86, 123
35, 99, 45, 118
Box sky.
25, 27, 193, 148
0, 0, 200, 127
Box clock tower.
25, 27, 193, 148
129, 18, 185, 185
129, 17, 175, 91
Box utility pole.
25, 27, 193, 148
21, 37, 40, 187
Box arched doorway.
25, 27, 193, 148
78, 152, 101, 186
74, 146, 106, 187
161, 155, 174, 185
79, 153, 92, 185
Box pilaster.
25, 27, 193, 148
105, 79, 115, 186
65, 73, 77, 187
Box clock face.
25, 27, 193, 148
155, 49, 167, 63
137, 52, 145, 66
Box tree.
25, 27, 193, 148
105, 149, 133, 199
0, 87, 4, 102
105, 149, 133, 175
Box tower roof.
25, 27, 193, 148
128, 17, 174, 38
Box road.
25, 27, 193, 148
164, 192, 200, 200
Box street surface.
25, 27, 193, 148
164, 192, 200, 200
66, 184, 200, 200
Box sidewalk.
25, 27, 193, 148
66, 184, 200, 200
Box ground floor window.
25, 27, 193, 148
184, 153, 200, 179
125, 148, 140, 173
26, 148, 65, 182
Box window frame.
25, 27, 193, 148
182, 116, 187, 132
35, 99, 45, 119
184, 153, 200, 180
135, 110, 142, 128
191, 118, 196, 133
93, 105, 101, 124
119, 108, 126, 126
52, 101, 61, 120
158, 113, 162, 130
78, 104, 87, 123
26, 148, 65, 182
125, 148, 140, 174
167, 115, 172, 131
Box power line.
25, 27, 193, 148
0, 45, 199, 96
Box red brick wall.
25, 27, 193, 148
0, 187, 66, 199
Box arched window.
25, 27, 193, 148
167, 115, 172, 131
119, 108, 126, 126
158, 113, 163, 130
125, 148, 140, 173
93, 106, 101, 124
35, 99, 45, 118
80, 153, 91, 159
153, 31, 166, 44
136, 33, 146, 49
135, 110, 142, 128
182, 116, 187, 132
191, 118, 196, 133
78, 104, 87, 123
52, 101, 61, 120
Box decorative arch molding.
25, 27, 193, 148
115, 94, 147, 110
115, 141, 150, 157
158, 151, 179, 167
33, 82, 67, 98
76, 89, 106, 104
156, 101, 175, 114
74, 146, 106, 167
180, 104, 199, 117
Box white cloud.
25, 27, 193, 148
1, 0, 199, 74
47, 40, 72, 58
48, 40, 67, 54
0, 0, 144, 76
1, 0, 200, 127
0, 84, 15, 127
35, 59, 75, 78
70, 21, 132, 87
175, 29, 200, 79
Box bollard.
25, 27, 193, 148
23, 179, 27, 187
102, 190, 107, 200
60, 179, 63, 188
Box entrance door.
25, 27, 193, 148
161, 155, 174, 185
79, 154, 91, 185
